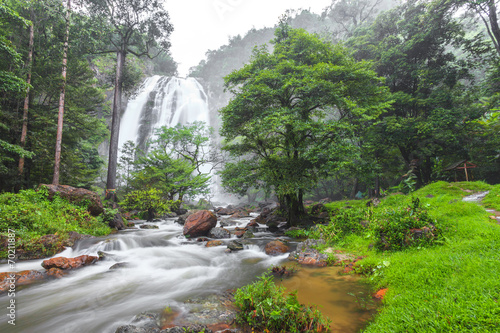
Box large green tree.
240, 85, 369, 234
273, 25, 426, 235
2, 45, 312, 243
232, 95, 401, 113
348, 0, 484, 186
220, 25, 391, 224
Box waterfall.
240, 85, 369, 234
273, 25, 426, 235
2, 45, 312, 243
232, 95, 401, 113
118, 76, 210, 153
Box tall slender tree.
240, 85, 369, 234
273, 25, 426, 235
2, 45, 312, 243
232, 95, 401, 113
18, 5, 34, 180
52, 0, 71, 185
84, 0, 173, 200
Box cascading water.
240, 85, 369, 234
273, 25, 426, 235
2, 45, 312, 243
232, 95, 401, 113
118, 76, 210, 154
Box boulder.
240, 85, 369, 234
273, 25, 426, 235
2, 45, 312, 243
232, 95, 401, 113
288, 239, 328, 267
183, 210, 217, 238
264, 240, 289, 256
110, 213, 126, 230
226, 240, 244, 252
40, 184, 104, 216
140, 224, 159, 229
177, 209, 202, 225
0, 270, 46, 293
208, 227, 231, 239
42, 254, 99, 270
206, 240, 223, 247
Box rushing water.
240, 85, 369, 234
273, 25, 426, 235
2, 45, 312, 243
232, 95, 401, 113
1, 216, 377, 333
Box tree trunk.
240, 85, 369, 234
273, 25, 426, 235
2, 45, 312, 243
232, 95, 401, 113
284, 190, 305, 226
350, 177, 359, 199
52, 0, 71, 185
106, 49, 125, 200
18, 9, 34, 181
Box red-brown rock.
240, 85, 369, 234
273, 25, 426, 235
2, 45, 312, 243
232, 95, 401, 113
40, 184, 104, 216
0, 270, 46, 293
42, 255, 98, 270
46, 268, 68, 279
206, 240, 223, 247
264, 240, 290, 256
373, 288, 388, 300
183, 210, 218, 238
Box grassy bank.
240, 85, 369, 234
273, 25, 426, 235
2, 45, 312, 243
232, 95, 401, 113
0, 188, 111, 259
312, 181, 500, 332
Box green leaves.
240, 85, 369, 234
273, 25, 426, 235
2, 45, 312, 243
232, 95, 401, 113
220, 26, 390, 221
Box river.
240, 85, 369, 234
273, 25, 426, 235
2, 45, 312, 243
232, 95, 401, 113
0, 214, 377, 333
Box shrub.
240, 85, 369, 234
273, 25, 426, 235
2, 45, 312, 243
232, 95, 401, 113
371, 197, 440, 251
233, 274, 330, 332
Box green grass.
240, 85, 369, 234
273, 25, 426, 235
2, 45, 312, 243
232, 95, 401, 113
483, 184, 500, 211
0, 188, 111, 258
315, 181, 500, 332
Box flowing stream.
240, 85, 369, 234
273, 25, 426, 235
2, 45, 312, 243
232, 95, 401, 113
0, 215, 377, 333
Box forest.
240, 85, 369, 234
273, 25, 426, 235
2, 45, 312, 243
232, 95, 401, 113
0, 0, 498, 215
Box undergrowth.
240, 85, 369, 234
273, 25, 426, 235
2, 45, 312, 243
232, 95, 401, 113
234, 274, 331, 332
306, 181, 500, 332
0, 188, 111, 258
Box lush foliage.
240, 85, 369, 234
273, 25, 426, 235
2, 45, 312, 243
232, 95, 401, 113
220, 24, 391, 224
0, 188, 110, 257
312, 182, 500, 332
127, 122, 216, 201
233, 274, 331, 332
121, 188, 174, 221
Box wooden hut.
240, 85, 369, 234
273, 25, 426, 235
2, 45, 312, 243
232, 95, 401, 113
443, 160, 477, 181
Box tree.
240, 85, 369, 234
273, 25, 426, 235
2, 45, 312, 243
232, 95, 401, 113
220, 25, 391, 224
84, 0, 174, 200
347, 0, 483, 187
323, 0, 383, 40
52, 0, 71, 185
0, 2, 33, 176
128, 123, 216, 201
121, 188, 172, 221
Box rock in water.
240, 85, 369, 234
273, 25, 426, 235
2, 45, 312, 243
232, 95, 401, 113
40, 184, 104, 216
41, 255, 99, 270
183, 210, 217, 238
264, 240, 290, 255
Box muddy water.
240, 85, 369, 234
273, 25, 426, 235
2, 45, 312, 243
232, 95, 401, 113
280, 266, 378, 333
0, 216, 377, 333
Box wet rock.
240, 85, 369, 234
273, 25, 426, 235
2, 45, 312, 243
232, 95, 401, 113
233, 228, 246, 238
115, 325, 156, 333
65, 231, 94, 247
110, 262, 130, 270
46, 268, 67, 279
373, 288, 388, 300
140, 224, 159, 229
288, 239, 328, 267
197, 237, 210, 242
206, 240, 223, 247
241, 230, 254, 239
0, 270, 46, 293
219, 218, 237, 227
229, 209, 250, 218
41, 254, 99, 270
183, 210, 217, 238
177, 209, 202, 225
40, 184, 104, 216
264, 240, 290, 256
209, 227, 231, 239
226, 240, 244, 252
110, 213, 126, 230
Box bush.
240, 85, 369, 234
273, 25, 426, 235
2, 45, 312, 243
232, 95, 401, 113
234, 274, 330, 332
371, 197, 440, 251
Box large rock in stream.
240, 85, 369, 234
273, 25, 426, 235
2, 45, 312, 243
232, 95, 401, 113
42, 254, 99, 270
183, 210, 217, 238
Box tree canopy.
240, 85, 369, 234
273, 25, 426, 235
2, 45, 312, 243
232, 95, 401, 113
220, 24, 391, 223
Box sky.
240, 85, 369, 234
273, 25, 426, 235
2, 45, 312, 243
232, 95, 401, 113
166, 0, 333, 76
